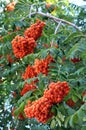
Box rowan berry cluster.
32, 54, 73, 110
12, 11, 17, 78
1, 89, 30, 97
44, 81, 70, 103
24, 19, 45, 40
22, 55, 53, 80
11, 36, 37, 58
34, 55, 53, 76
24, 81, 70, 123
11, 20, 45, 58
22, 65, 37, 80
21, 55, 52, 97
20, 83, 37, 96
24, 97, 53, 123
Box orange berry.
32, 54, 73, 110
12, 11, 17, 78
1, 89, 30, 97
6, 2, 15, 11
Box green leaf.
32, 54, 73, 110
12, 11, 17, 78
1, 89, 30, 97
64, 116, 70, 128
69, 113, 79, 127
66, 40, 86, 58
63, 32, 83, 44
49, 47, 58, 56
81, 104, 86, 111
18, 102, 25, 111
83, 95, 86, 102
57, 111, 65, 122
81, 126, 86, 130
26, 77, 38, 84
77, 109, 85, 124
56, 117, 62, 127
18, 91, 32, 105
50, 119, 56, 129
72, 95, 78, 102
63, 102, 75, 115
14, 102, 25, 117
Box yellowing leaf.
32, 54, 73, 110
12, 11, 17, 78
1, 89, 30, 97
46, 0, 58, 4
51, 9, 57, 15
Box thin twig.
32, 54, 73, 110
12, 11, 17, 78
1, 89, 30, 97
29, 3, 38, 18
55, 21, 62, 34
29, 5, 33, 18
51, 21, 62, 47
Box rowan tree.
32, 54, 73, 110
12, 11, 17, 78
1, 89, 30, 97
0, 0, 86, 130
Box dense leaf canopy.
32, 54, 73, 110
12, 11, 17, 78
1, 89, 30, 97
0, 0, 86, 130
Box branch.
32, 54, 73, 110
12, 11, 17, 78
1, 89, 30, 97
30, 12, 81, 31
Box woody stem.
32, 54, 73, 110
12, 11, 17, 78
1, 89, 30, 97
30, 12, 81, 31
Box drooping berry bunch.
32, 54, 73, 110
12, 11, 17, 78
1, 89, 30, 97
20, 83, 37, 96
44, 81, 70, 103
24, 97, 53, 123
22, 55, 53, 80
11, 36, 37, 58
21, 55, 53, 95
22, 65, 37, 80
11, 20, 45, 58
24, 81, 70, 123
24, 19, 45, 40
21, 65, 38, 95
33, 55, 53, 76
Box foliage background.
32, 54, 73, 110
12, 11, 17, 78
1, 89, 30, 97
0, 0, 86, 130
